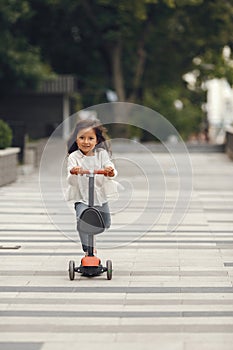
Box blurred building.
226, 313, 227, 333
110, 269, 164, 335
0, 75, 78, 160
206, 78, 233, 144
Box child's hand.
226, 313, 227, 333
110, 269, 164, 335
70, 166, 83, 175
104, 166, 115, 177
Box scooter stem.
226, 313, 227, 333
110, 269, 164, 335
88, 173, 95, 208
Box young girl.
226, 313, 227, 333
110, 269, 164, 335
66, 119, 117, 255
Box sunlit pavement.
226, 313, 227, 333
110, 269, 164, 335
0, 147, 233, 350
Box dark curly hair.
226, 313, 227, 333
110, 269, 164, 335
67, 119, 111, 155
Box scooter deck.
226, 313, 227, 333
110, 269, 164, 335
81, 256, 101, 266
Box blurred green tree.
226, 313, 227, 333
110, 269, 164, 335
1, 0, 233, 138
0, 0, 52, 92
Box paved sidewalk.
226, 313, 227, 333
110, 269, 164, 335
0, 147, 233, 350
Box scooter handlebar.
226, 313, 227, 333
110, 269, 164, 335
70, 168, 108, 176
82, 169, 107, 175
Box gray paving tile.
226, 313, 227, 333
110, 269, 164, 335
0, 343, 43, 350
1, 324, 233, 333
2, 297, 233, 305
2, 310, 233, 318
1, 286, 233, 293
0, 270, 229, 276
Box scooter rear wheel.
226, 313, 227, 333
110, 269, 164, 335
69, 260, 75, 280
106, 260, 112, 280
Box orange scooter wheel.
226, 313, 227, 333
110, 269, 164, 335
81, 256, 101, 267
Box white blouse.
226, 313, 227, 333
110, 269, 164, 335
66, 148, 117, 205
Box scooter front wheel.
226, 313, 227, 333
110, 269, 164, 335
106, 260, 112, 280
69, 260, 75, 280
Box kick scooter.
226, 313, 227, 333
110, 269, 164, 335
68, 169, 113, 280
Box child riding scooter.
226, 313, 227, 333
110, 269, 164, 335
66, 119, 117, 280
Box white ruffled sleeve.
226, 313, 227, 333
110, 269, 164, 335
101, 150, 118, 179
67, 153, 79, 186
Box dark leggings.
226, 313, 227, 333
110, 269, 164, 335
74, 202, 111, 252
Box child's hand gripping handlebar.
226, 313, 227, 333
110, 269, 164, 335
70, 167, 115, 177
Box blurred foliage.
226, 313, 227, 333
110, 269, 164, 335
0, 119, 13, 149
0, 0, 53, 92
1, 0, 233, 139
143, 86, 204, 140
